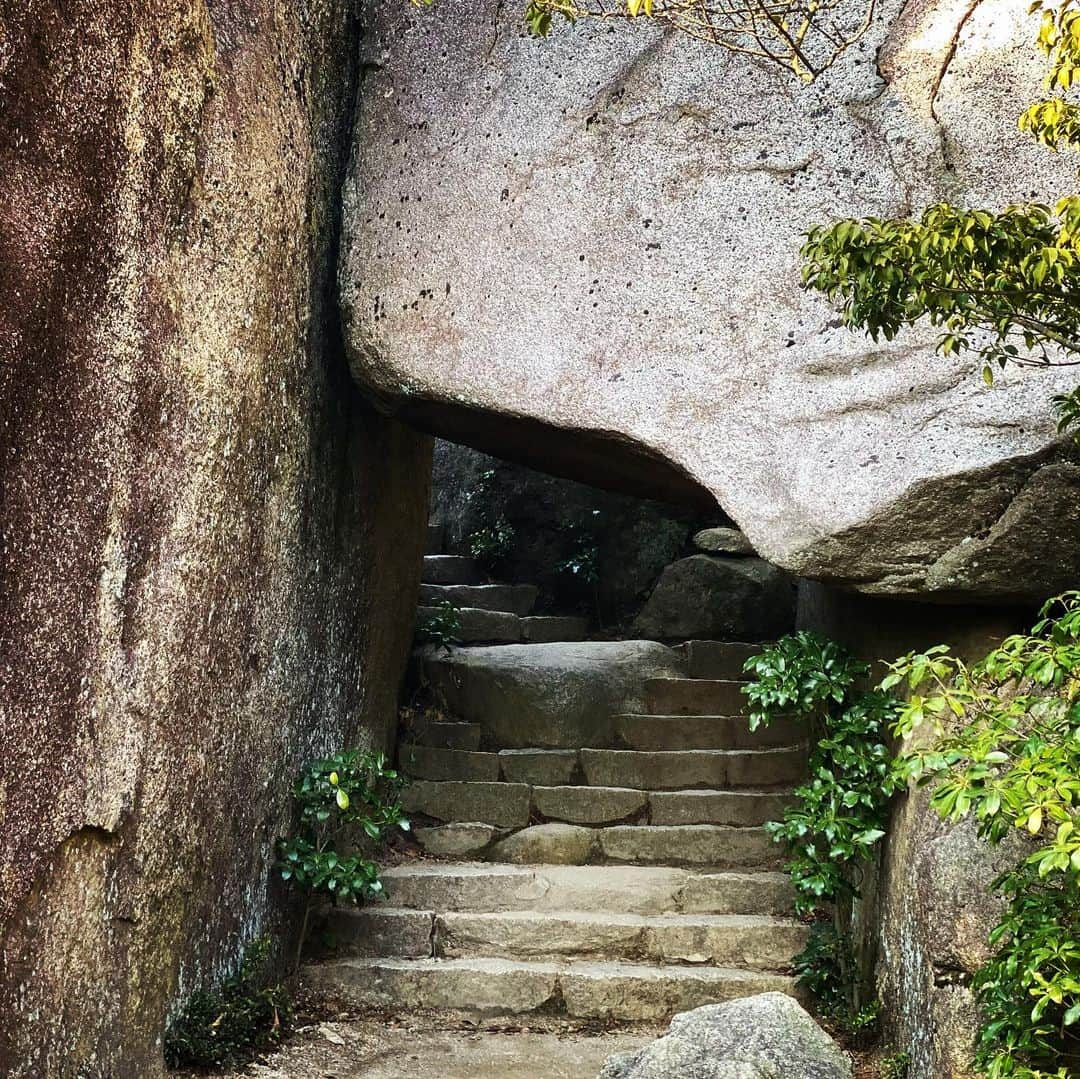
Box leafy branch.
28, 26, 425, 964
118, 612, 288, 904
885, 593, 1080, 1078
803, 1, 1080, 437
412, 0, 878, 81
744, 632, 901, 1021
277, 749, 409, 973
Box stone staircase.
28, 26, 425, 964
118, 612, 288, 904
305, 638, 811, 1023
417, 525, 589, 644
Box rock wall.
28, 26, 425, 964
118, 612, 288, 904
0, 3, 431, 1075
341, 0, 1080, 603
799, 585, 1027, 1076
431, 439, 703, 622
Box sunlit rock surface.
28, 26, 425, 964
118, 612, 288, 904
342, 0, 1079, 602
0, 4, 430, 1074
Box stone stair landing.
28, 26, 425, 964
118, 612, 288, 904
417, 552, 588, 645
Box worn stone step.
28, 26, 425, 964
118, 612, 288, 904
420, 583, 538, 616
400, 745, 501, 783
425, 523, 444, 555
472, 822, 779, 868
613, 713, 803, 751
682, 641, 764, 681
435, 910, 807, 969
417, 606, 522, 644
499, 748, 579, 785
407, 721, 483, 751
379, 863, 796, 917
533, 785, 648, 825
401, 780, 531, 828
580, 748, 806, 790
649, 789, 794, 827
644, 678, 749, 716
305, 956, 797, 1020
421, 555, 485, 585
322, 907, 435, 959
521, 616, 589, 643
326, 907, 806, 971
488, 823, 597, 865
597, 824, 780, 869
413, 822, 506, 858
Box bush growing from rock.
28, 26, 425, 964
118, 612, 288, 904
163, 938, 288, 1070
277, 749, 409, 970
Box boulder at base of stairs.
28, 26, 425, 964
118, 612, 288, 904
598, 992, 852, 1078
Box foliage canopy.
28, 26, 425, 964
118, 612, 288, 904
803, 0, 1080, 435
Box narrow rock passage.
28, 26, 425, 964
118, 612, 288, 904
303, 535, 809, 1033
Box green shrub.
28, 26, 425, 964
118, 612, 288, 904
880, 1050, 911, 1079
164, 938, 288, 1070
416, 600, 461, 651
468, 517, 516, 570
744, 633, 900, 917
888, 592, 1080, 1079
277, 749, 409, 970
744, 632, 900, 1022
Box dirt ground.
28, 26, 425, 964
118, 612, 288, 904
176, 986, 881, 1079
181, 1001, 661, 1079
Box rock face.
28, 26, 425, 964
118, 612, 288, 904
633, 556, 795, 641
876, 787, 1030, 1079
0, 5, 430, 1076
430, 440, 702, 622
341, 0, 1080, 603
693, 529, 755, 556
597, 993, 852, 1079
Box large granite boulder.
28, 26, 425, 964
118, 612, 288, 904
0, 6, 430, 1076
341, 0, 1080, 603
597, 993, 852, 1078
421, 641, 684, 747
632, 555, 795, 641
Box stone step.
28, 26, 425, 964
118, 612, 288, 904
613, 713, 803, 751
498, 749, 579, 786
400, 745, 501, 783
402, 780, 531, 828
379, 863, 796, 917
681, 641, 763, 681
422, 555, 485, 585
644, 678, 749, 716
533, 785, 648, 825
579, 748, 806, 791
596, 824, 780, 869
417, 606, 522, 644
419, 583, 539, 615
425, 523, 444, 555
649, 789, 794, 827
521, 616, 590, 643
407, 721, 483, 751
305, 956, 797, 1021
478, 822, 780, 868
436, 911, 806, 969
331, 908, 808, 970
323, 907, 436, 959
413, 822, 507, 858
405, 775, 790, 829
